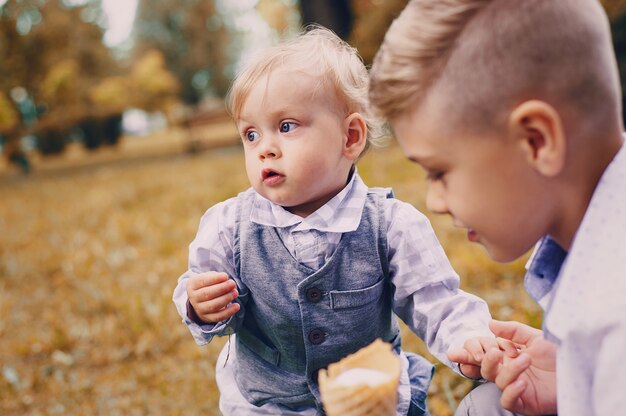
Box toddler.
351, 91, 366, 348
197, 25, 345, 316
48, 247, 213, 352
174, 26, 496, 415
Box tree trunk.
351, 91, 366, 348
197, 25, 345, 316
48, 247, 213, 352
299, 0, 353, 40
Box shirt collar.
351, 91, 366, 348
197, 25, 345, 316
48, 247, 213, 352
523, 142, 626, 306
524, 236, 567, 306
528, 141, 625, 342
249, 168, 368, 233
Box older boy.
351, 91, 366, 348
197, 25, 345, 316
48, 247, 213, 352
173, 26, 497, 415
369, 0, 625, 415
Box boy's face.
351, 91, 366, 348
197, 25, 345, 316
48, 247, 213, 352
236, 68, 354, 217
391, 93, 551, 262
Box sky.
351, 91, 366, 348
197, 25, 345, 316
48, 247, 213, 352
101, 0, 138, 47
100, 0, 270, 49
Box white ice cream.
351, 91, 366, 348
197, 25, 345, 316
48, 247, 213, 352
332, 368, 392, 387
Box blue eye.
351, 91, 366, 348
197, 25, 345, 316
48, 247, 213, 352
280, 122, 297, 133
246, 130, 260, 142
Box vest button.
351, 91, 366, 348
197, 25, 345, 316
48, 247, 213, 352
308, 328, 325, 345
306, 287, 322, 303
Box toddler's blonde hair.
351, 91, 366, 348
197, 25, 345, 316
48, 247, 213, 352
228, 26, 387, 151
370, 0, 622, 137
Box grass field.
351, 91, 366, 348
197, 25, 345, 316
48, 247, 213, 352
0, 132, 541, 415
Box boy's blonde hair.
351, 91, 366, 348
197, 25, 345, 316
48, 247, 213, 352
370, 0, 622, 136
227, 26, 387, 151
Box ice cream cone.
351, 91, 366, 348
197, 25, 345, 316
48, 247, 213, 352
318, 339, 401, 416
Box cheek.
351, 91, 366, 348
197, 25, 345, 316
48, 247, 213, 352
444, 177, 474, 208
285, 148, 320, 175
243, 153, 258, 179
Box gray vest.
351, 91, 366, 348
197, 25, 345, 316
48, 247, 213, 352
232, 188, 402, 411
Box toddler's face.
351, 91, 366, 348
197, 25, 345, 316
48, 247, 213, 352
236, 68, 353, 217
391, 92, 549, 262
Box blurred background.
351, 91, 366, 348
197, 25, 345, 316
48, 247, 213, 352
1, 1, 625, 415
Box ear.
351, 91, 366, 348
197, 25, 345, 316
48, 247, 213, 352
508, 100, 566, 177
343, 112, 368, 161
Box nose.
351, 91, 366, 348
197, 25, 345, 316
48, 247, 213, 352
258, 136, 281, 161
425, 182, 449, 214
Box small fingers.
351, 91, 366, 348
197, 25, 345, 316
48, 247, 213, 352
447, 347, 473, 365
494, 353, 531, 391
480, 348, 503, 382
464, 336, 499, 363
448, 348, 483, 379
458, 363, 482, 380
204, 302, 241, 323
497, 337, 521, 358
187, 272, 229, 291
464, 337, 486, 362
189, 278, 237, 305
202, 279, 237, 302
194, 286, 239, 316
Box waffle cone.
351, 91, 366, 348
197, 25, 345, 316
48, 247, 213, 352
318, 339, 401, 416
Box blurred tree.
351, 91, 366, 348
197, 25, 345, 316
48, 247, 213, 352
128, 49, 181, 112
0, 0, 124, 154
299, 0, 353, 40
257, 0, 299, 34
1, 1, 119, 124
602, 0, 626, 19
0, 91, 19, 135
133, 0, 232, 104
348, 0, 408, 64
0, 90, 29, 172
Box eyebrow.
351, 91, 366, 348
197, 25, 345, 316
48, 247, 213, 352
239, 105, 307, 126
407, 155, 431, 165
236, 118, 252, 130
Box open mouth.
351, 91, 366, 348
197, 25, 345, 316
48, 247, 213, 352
261, 168, 284, 183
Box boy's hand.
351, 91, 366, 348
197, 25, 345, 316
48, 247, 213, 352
186, 272, 240, 324
481, 320, 557, 415
447, 335, 508, 379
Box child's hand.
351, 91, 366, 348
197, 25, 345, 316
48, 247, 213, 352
480, 320, 557, 415
186, 272, 240, 324
447, 335, 518, 380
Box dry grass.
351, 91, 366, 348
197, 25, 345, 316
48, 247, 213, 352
0, 134, 541, 415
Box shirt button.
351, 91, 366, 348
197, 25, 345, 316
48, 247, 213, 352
308, 328, 325, 345
306, 287, 322, 303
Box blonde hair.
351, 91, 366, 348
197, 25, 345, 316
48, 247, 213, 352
370, 0, 622, 136
227, 26, 387, 150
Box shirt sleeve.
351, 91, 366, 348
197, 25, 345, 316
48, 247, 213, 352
384, 198, 494, 370
172, 197, 247, 346
590, 322, 624, 414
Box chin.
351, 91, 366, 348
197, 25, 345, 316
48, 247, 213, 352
483, 244, 526, 264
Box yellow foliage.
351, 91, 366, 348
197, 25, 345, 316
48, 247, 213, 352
0, 91, 19, 133
131, 50, 180, 98
256, 0, 296, 33
41, 59, 81, 103
88, 76, 130, 110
